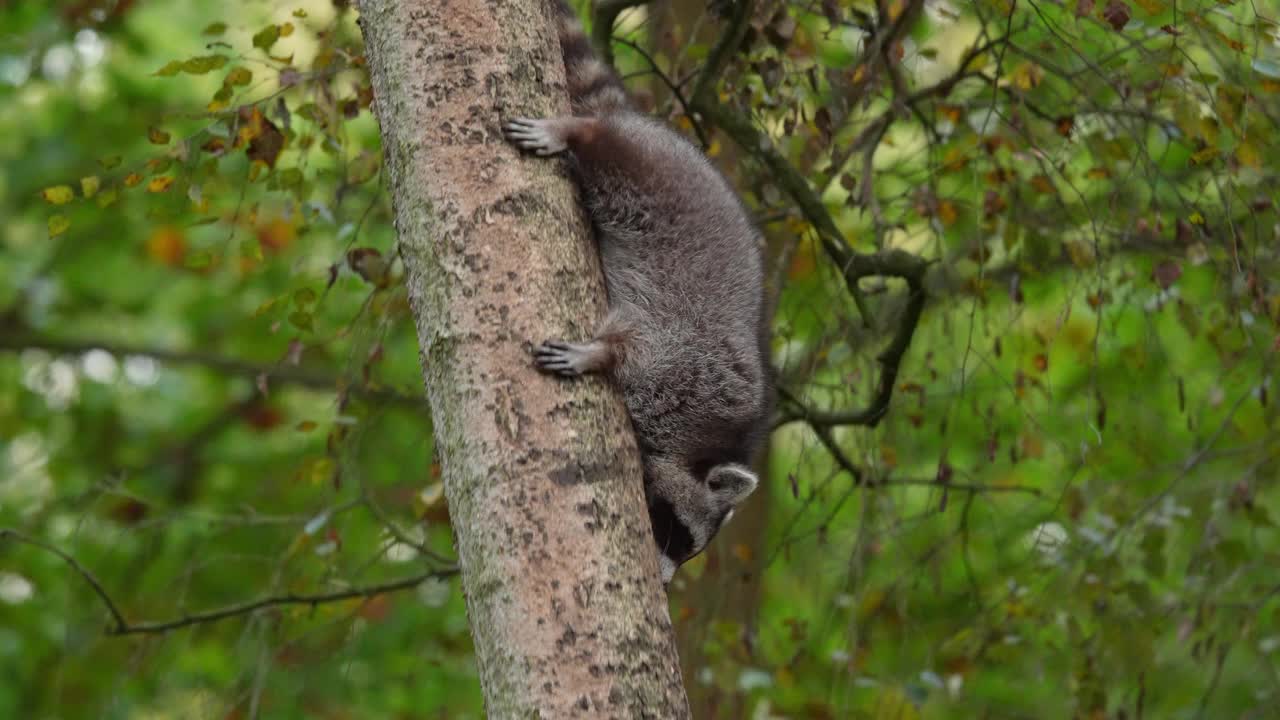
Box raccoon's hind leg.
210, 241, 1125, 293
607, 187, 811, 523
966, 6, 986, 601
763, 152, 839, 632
503, 117, 597, 157
533, 308, 633, 378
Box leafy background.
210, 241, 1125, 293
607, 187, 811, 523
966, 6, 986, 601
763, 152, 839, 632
2, 0, 1278, 718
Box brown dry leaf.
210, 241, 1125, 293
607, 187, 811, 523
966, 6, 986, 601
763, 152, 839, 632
237, 106, 286, 168
1153, 259, 1182, 289
1103, 0, 1131, 30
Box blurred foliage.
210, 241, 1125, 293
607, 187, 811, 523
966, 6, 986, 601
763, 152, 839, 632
2, 0, 1279, 718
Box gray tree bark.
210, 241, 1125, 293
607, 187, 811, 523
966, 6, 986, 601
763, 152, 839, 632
357, 0, 691, 717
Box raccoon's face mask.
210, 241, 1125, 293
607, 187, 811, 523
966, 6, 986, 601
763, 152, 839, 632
646, 462, 758, 584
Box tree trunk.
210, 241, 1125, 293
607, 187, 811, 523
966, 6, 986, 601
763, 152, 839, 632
357, 1, 691, 717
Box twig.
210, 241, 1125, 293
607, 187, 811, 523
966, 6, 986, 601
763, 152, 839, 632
0, 332, 426, 410
775, 257, 927, 428
1, 527, 457, 635
592, 0, 652, 67
0, 528, 129, 631
106, 569, 455, 635
690, 0, 755, 107
612, 36, 711, 148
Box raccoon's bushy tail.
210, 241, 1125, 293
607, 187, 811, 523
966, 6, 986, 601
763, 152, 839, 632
555, 1, 630, 114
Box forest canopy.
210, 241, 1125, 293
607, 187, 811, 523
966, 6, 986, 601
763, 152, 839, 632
2, 0, 1279, 717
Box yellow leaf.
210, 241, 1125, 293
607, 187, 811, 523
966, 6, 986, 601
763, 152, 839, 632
706, 139, 721, 158
938, 199, 958, 226
881, 444, 898, 468
1065, 238, 1095, 267
48, 215, 70, 237
1199, 117, 1219, 143
80, 176, 100, 199
1030, 174, 1056, 194
124, 173, 142, 187
146, 176, 174, 193
296, 420, 317, 432
280, 22, 295, 37
1011, 62, 1044, 90
872, 685, 920, 720
225, 66, 253, 86
307, 457, 335, 485
941, 147, 967, 172
1189, 147, 1218, 166
40, 185, 75, 204
1236, 142, 1261, 169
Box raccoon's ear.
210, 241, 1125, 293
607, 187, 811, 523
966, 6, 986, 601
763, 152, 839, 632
706, 463, 758, 506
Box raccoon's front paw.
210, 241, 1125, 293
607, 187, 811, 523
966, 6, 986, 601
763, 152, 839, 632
533, 340, 596, 377
503, 118, 568, 156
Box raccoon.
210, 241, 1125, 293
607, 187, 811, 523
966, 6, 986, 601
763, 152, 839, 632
504, 0, 770, 583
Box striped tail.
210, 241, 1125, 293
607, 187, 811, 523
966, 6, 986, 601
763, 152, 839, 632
555, 1, 630, 114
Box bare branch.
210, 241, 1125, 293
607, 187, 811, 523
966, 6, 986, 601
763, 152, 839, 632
690, 0, 755, 107
613, 36, 711, 148
106, 569, 456, 635
1, 527, 456, 636
0, 332, 427, 410
775, 252, 928, 428
0, 528, 130, 632
592, 0, 651, 67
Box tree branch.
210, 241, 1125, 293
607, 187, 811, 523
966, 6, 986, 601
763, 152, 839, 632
0, 332, 427, 410
1, 527, 456, 636
0, 528, 130, 631
592, 0, 651, 67
775, 256, 927, 428
690, 0, 755, 107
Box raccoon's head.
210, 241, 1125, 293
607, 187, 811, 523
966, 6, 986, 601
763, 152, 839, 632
645, 459, 758, 584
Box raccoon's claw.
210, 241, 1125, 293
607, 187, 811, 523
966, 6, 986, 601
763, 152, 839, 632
534, 340, 592, 377
503, 118, 568, 156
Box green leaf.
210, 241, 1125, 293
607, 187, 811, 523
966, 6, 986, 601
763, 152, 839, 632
202, 21, 228, 36
277, 167, 304, 188
48, 214, 70, 237
80, 176, 100, 199
225, 66, 253, 86
288, 311, 314, 331
180, 55, 229, 75
185, 251, 213, 269
252, 25, 281, 51
40, 185, 75, 204
154, 60, 182, 76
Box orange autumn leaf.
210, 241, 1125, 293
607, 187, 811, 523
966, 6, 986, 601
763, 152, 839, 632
256, 217, 295, 254
146, 226, 186, 266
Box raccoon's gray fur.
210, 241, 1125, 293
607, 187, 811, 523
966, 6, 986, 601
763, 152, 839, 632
504, 0, 770, 584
